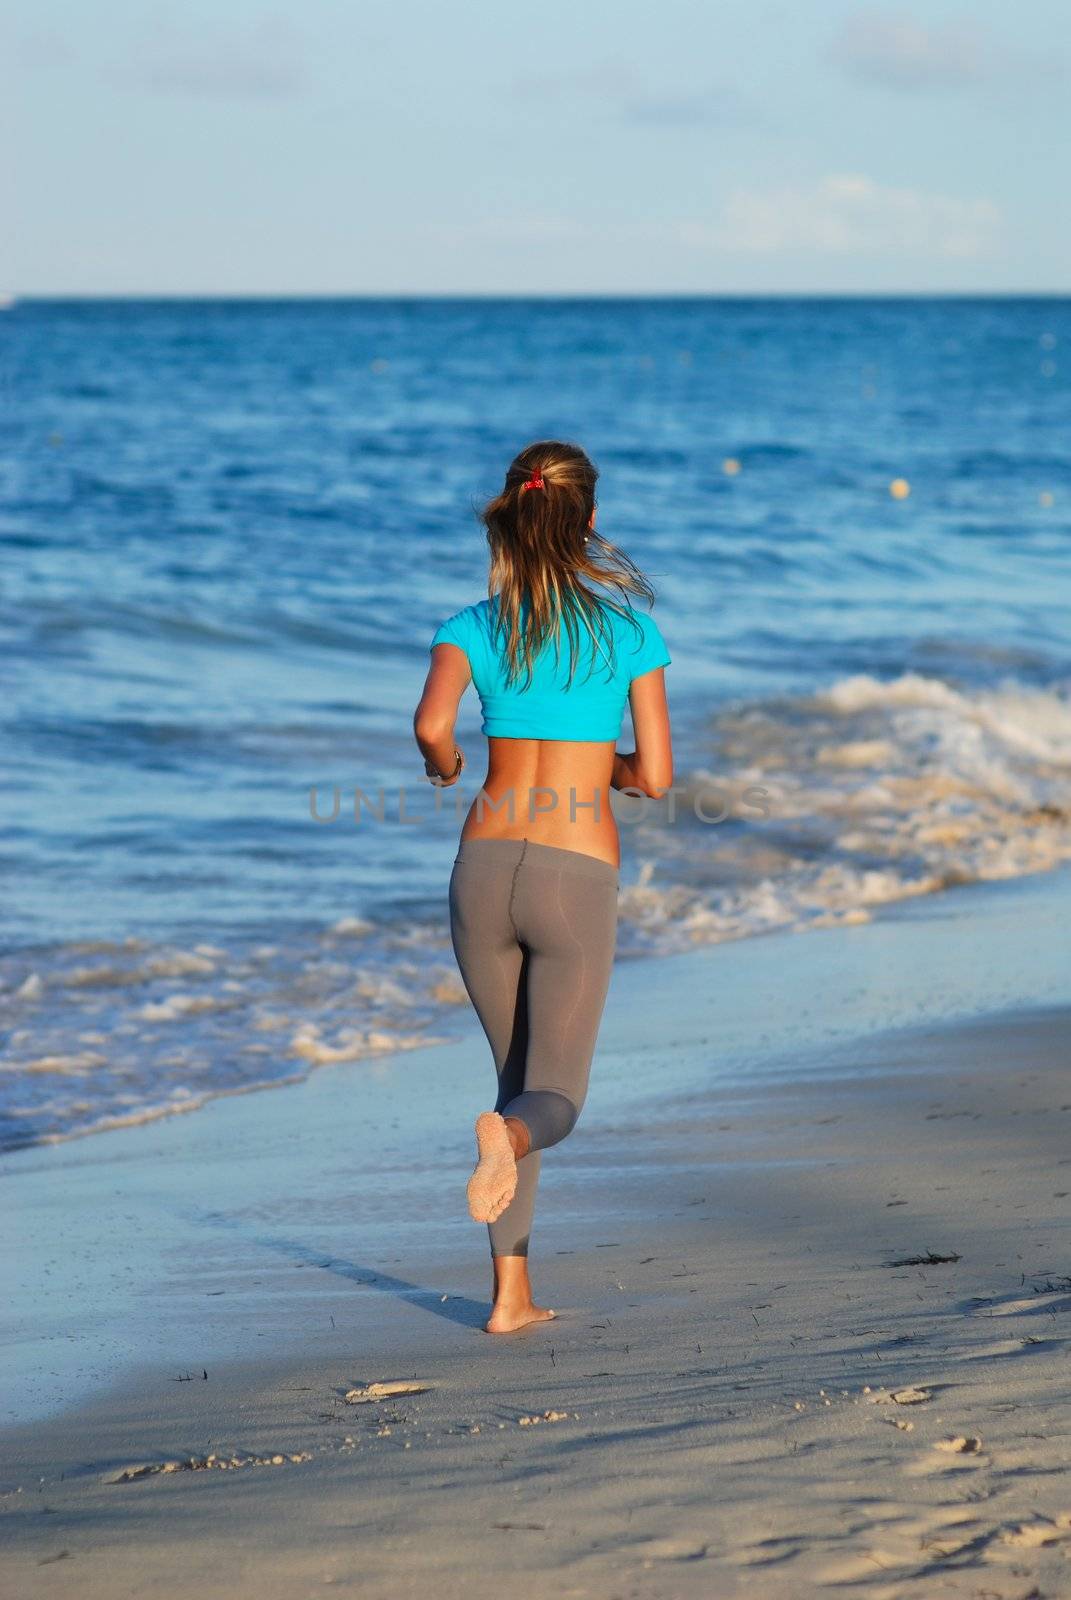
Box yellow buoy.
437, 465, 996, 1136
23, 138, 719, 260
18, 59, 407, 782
889, 477, 911, 500
1039, 491, 1054, 508
722, 457, 742, 477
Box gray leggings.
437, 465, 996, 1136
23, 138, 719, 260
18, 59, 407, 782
449, 837, 619, 1258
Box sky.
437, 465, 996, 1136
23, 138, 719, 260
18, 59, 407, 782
7, 0, 1070, 295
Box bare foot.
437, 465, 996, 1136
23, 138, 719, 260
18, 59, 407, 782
484, 1301, 557, 1334
466, 1111, 517, 1223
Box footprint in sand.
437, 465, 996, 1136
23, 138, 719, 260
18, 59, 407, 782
817, 1506, 989, 1583
730, 1534, 805, 1568
969, 1290, 1071, 1318
902, 1444, 987, 1480
999, 1518, 1069, 1548
634, 1536, 708, 1564
965, 1334, 1063, 1362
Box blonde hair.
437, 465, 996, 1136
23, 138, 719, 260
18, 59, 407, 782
481, 440, 657, 689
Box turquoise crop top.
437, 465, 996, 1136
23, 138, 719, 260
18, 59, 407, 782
429, 594, 671, 741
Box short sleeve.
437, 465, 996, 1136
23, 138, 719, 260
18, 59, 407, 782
430, 607, 473, 657
626, 610, 672, 681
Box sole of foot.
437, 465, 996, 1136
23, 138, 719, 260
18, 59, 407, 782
467, 1111, 518, 1223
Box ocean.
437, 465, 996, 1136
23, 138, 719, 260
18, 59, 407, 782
2, 296, 1069, 1149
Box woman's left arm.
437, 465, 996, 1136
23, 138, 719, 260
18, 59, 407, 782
413, 642, 472, 785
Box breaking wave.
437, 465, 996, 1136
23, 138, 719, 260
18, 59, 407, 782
616, 673, 1071, 952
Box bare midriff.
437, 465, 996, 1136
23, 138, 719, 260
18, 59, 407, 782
458, 737, 620, 869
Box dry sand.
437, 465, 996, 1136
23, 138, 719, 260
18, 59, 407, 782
2, 870, 1070, 1598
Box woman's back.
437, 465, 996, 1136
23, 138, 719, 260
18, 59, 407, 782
431, 592, 671, 867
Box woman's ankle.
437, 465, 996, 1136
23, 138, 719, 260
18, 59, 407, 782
502, 1115, 531, 1159
491, 1253, 532, 1298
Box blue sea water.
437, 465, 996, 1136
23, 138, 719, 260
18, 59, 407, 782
2, 297, 1070, 1149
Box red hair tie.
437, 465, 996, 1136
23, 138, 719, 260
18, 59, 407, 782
520, 470, 545, 492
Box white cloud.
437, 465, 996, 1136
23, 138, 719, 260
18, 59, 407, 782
830, 5, 1065, 92
714, 174, 1001, 259
831, 7, 985, 88
428, 176, 1001, 264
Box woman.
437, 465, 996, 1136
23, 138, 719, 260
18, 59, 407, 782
413, 441, 673, 1334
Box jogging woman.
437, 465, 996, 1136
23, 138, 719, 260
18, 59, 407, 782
413, 441, 673, 1333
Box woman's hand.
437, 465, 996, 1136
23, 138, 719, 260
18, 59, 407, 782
611, 739, 672, 799
425, 747, 465, 787
611, 751, 641, 792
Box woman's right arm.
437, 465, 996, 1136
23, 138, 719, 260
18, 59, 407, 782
413, 643, 471, 785
612, 668, 673, 797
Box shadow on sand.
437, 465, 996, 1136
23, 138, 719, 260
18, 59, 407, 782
193, 1208, 490, 1330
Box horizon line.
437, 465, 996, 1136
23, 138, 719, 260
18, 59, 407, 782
9, 288, 1071, 304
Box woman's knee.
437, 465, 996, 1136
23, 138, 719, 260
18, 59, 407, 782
503, 1087, 579, 1150
546, 1090, 580, 1145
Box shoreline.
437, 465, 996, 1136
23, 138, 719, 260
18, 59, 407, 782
2, 867, 1070, 1595
6, 857, 1071, 1160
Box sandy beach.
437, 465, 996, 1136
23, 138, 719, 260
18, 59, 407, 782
2, 866, 1070, 1598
